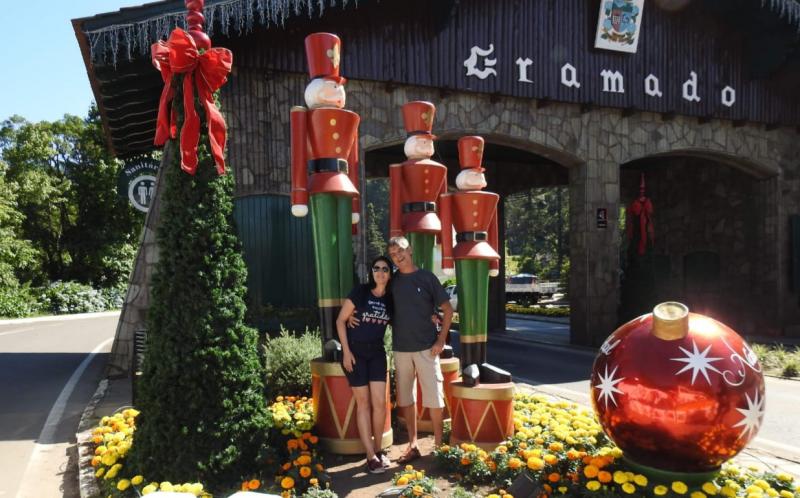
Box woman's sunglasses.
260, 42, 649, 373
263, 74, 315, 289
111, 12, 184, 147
372, 266, 391, 273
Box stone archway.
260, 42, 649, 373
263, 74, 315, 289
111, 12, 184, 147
619, 151, 779, 337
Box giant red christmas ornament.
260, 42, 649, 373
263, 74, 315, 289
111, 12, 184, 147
591, 302, 765, 473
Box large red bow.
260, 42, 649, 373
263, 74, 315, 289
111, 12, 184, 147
151, 29, 232, 175
627, 197, 654, 256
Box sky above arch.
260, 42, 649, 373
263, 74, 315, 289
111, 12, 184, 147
0, 1, 150, 123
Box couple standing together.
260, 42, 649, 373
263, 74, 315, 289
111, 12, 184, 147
335, 236, 454, 474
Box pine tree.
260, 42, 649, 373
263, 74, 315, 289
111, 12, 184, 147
131, 77, 269, 492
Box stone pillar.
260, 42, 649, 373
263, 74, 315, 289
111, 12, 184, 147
568, 159, 620, 346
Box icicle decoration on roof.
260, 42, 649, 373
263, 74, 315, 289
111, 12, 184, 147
85, 0, 360, 66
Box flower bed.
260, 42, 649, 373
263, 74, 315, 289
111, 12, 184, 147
88, 398, 338, 497
435, 394, 800, 497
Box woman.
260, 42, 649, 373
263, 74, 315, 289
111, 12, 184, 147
335, 256, 393, 473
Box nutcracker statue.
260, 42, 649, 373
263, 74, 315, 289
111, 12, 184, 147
291, 33, 361, 360
292, 33, 392, 455
442, 136, 514, 450
389, 101, 448, 271
592, 301, 765, 480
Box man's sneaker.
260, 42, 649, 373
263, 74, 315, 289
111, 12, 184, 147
377, 451, 391, 469
367, 456, 385, 474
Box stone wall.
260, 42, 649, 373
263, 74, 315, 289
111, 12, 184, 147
112, 70, 800, 375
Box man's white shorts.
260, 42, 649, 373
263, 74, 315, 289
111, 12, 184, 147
394, 348, 445, 409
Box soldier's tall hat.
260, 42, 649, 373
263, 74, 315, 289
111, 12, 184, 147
401, 101, 437, 139
457, 136, 486, 172
304, 33, 346, 84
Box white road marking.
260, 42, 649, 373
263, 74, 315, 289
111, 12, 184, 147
16, 337, 113, 497
0, 310, 119, 326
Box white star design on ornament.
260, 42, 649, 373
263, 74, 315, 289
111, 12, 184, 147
733, 390, 765, 440
594, 364, 625, 409
671, 340, 723, 385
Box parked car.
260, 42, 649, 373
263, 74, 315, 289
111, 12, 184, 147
445, 285, 458, 312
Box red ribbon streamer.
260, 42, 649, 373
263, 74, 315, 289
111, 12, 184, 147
151, 29, 232, 175
628, 197, 654, 256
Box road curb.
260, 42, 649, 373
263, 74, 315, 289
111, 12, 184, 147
76, 378, 109, 498
0, 310, 120, 326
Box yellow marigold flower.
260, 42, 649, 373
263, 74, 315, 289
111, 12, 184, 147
776, 473, 793, 483
498, 445, 508, 453
634, 474, 648, 487
622, 482, 636, 494
672, 481, 689, 494
396, 477, 409, 486
755, 480, 771, 491
440, 445, 450, 452
766, 490, 778, 498
702, 482, 719, 495
117, 479, 131, 491
690, 492, 707, 498
527, 457, 544, 471
95, 468, 105, 478
586, 480, 601, 491
280, 476, 295, 489
412, 485, 424, 496
613, 471, 628, 484
310, 478, 319, 486
543, 454, 558, 465
778, 491, 793, 498
416, 471, 424, 480
142, 484, 157, 495
487, 495, 501, 498
654, 485, 669, 496
405, 464, 414, 471
549, 442, 564, 452
160, 482, 174, 492
131, 475, 144, 486
300, 466, 312, 478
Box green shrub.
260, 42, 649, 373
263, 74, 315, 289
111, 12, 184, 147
301, 487, 339, 498
505, 304, 570, 317
782, 361, 799, 378
264, 327, 321, 398
37, 280, 109, 314
0, 285, 39, 318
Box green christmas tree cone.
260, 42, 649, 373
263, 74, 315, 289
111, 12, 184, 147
455, 259, 489, 368
310, 193, 354, 360
408, 232, 435, 271
132, 78, 269, 491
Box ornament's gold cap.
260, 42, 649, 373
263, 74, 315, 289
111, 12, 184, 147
652, 301, 689, 340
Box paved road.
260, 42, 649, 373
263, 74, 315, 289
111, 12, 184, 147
453, 317, 800, 468
0, 314, 117, 498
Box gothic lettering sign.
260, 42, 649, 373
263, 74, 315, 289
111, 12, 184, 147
463, 44, 738, 110
594, 0, 645, 53
118, 158, 159, 213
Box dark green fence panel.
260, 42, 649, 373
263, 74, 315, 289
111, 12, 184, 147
233, 194, 316, 307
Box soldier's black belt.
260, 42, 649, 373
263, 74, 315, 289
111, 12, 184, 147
402, 202, 436, 213
308, 158, 348, 175
456, 231, 488, 242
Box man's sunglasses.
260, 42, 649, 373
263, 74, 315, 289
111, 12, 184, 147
372, 266, 391, 273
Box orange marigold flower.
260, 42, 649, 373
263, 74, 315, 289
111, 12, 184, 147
280, 476, 295, 489
598, 471, 612, 483
498, 446, 508, 454
247, 479, 260, 490
582, 456, 593, 465
302, 432, 312, 440
548, 473, 561, 483
300, 466, 312, 478
518, 442, 528, 449
241, 482, 249, 491
584, 465, 599, 479
460, 458, 471, 466
282, 463, 292, 471
315, 463, 324, 471
299, 440, 309, 451
297, 455, 312, 466
508, 457, 522, 470
287, 439, 299, 450
309, 436, 319, 444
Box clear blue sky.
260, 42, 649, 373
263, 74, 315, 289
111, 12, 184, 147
0, 1, 147, 123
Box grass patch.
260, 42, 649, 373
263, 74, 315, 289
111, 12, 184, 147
750, 343, 800, 378
505, 304, 570, 317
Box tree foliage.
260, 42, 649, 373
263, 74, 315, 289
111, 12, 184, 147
504, 186, 569, 283
0, 109, 141, 290
365, 178, 389, 262
131, 84, 269, 493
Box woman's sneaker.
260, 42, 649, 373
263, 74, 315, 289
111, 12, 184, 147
367, 456, 385, 474
377, 451, 391, 469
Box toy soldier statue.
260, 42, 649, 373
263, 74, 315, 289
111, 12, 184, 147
441, 136, 510, 384
291, 33, 361, 360
389, 101, 448, 271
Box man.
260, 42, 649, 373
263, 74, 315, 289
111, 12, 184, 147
387, 235, 453, 462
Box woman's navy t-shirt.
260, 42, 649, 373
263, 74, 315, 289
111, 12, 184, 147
346, 284, 391, 344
